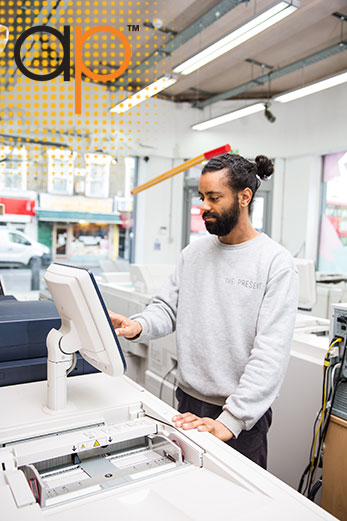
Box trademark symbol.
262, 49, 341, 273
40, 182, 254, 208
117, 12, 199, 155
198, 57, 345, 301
127, 24, 140, 32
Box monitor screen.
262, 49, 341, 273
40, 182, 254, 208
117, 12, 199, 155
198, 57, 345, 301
44, 263, 126, 377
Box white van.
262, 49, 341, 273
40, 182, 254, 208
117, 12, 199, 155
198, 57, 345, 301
0, 228, 51, 268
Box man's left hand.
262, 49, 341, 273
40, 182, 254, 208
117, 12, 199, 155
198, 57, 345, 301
172, 412, 233, 441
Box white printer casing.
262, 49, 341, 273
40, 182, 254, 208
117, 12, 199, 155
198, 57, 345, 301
0, 373, 337, 521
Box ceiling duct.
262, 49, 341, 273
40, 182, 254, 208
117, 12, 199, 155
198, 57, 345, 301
114, 0, 248, 88
195, 41, 347, 108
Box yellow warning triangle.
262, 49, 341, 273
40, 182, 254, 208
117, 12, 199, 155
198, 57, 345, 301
81, 444, 85, 449
93, 440, 100, 447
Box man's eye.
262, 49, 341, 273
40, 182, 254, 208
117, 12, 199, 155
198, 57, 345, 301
210, 197, 219, 202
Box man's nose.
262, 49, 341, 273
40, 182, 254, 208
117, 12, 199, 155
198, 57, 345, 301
200, 200, 211, 212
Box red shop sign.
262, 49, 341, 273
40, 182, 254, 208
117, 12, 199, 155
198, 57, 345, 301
0, 197, 36, 216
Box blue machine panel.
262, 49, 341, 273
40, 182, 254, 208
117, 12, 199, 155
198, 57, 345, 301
0, 297, 99, 386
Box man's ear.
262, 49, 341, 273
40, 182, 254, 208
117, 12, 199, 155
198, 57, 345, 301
238, 188, 253, 208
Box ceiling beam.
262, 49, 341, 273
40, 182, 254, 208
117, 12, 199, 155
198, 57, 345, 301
195, 41, 347, 108
114, 0, 247, 88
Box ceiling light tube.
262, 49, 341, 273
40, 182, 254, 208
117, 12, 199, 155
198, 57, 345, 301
274, 71, 347, 102
0, 25, 9, 53
173, 1, 298, 76
110, 76, 177, 113
192, 103, 265, 131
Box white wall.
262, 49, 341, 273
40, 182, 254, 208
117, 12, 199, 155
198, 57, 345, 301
271, 155, 323, 260
134, 156, 184, 265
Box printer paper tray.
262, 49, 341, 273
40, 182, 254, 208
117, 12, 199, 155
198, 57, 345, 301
42, 466, 313, 521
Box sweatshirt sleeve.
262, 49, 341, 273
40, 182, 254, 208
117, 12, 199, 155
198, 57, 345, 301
217, 258, 299, 438
129, 255, 182, 344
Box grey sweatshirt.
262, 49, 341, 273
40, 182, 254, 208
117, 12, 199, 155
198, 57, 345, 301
132, 233, 298, 438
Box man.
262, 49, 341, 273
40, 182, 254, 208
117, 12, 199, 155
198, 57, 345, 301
110, 153, 298, 469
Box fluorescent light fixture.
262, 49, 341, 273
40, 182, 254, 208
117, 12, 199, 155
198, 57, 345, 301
192, 103, 264, 131
110, 76, 177, 113
0, 25, 9, 53
274, 71, 347, 103
173, 1, 298, 76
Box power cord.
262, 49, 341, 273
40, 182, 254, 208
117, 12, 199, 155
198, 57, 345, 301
298, 336, 344, 498
159, 361, 177, 401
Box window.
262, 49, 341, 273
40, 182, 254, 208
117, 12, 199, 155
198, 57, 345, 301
9, 232, 31, 246
124, 156, 136, 198
0, 147, 28, 191
318, 152, 347, 273
88, 164, 107, 197
85, 153, 111, 198
47, 149, 76, 195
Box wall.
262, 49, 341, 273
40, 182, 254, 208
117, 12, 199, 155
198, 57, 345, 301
271, 155, 323, 260
134, 156, 184, 265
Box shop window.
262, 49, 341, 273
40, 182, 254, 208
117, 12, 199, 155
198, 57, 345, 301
0, 146, 28, 191
47, 149, 76, 195
71, 223, 109, 259
318, 152, 347, 273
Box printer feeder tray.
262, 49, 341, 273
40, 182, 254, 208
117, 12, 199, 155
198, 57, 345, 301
20, 432, 185, 509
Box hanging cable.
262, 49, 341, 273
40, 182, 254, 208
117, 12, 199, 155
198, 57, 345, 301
159, 361, 177, 401
299, 336, 343, 497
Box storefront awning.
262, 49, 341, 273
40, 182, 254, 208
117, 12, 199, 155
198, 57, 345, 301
36, 210, 122, 224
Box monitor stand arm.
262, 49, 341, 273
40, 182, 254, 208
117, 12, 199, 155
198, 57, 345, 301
45, 328, 74, 412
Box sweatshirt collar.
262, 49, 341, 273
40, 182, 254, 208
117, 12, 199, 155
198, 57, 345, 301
212, 233, 266, 250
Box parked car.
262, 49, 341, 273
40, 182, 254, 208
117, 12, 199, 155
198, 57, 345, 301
0, 228, 51, 268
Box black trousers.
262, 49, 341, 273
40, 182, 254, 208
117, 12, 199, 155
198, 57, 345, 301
176, 387, 272, 469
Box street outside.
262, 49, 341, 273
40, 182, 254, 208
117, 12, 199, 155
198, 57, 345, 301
0, 266, 102, 299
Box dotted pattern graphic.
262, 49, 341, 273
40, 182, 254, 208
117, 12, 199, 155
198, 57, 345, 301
0, 0, 170, 186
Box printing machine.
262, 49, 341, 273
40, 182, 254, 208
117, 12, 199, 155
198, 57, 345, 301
1, 371, 340, 521
0, 263, 340, 520
309, 281, 347, 319
267, 259, 332, 488
268, 319, 330, 489
0, 260, 340, 508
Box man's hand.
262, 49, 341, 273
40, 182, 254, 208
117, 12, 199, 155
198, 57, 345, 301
108, 311, 142, 339
172, 412, 233, 441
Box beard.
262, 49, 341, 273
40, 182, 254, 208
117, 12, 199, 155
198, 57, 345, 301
202, 197, 240, 236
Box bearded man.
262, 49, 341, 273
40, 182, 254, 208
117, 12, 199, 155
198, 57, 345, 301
109, 153, 298, 469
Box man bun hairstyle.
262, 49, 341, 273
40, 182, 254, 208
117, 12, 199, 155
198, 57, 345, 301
254, 155, 274, 180
202, 153, 274, 214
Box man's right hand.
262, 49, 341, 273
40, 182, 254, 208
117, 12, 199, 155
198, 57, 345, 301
108, 311, 142, 339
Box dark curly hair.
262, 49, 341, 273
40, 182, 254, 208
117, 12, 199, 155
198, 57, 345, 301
201, 153, 274, 214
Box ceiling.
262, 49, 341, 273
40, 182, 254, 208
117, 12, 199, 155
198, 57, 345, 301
1, 0, 347, 108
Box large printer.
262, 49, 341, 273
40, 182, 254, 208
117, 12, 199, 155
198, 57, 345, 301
268, 318, 330, 489
299, 273, 347, 320
0, 263, 338, 521
268, 259, 331, 488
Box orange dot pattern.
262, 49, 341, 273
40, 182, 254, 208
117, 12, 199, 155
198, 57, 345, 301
0, 0, 169, 188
